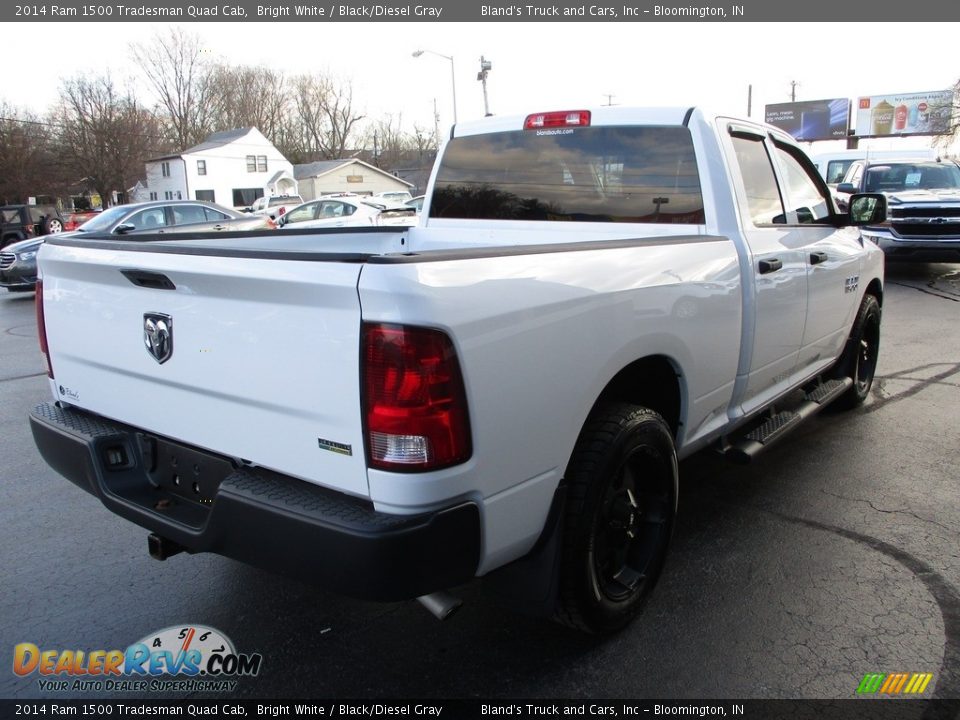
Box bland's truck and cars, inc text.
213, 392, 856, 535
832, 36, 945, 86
30, 107, 887, 633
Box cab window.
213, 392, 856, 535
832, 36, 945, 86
773, 144, 832, 223
730, 134, 785, 225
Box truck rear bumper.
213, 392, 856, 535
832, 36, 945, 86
29, 402, 481, 601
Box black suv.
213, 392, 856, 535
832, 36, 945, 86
1, 205, 65, 249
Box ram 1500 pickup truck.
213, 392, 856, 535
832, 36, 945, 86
30, 107, 887, 633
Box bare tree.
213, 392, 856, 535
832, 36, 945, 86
363, 114, 412, 169
131, 28, 219, 150
0, 103, 62, 204
210, 65, 289, 142
931, 84, 960, 150
287, 73, 365, 160
55, 74, 167, 206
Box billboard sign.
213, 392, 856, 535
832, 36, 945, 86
854, 90, 954, 137
764, 99, 850, 141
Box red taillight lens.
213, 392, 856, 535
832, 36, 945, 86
362, 323, 471, 472
278, 206, 286, 215
524, 110, 591, 129
36, 279, 54, 379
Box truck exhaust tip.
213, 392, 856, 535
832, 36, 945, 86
148, 533, 185, 561
417, 591, 463, 621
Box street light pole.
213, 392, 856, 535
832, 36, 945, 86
413, 49, 458, 124
477, 56, 492, 117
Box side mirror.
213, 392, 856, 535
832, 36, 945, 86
114, 223, 135, 234
848, 193, 887, 226
836, 182, 858, 195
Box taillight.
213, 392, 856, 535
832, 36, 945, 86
524, 110, 591, 129
362, 323, 471, 472
278, 206, 286, 215
36, 279, 54, 378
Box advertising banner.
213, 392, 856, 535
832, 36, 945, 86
764, 99, 850, 141
854, 90, 954, 137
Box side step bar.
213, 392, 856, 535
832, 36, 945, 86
723, 377, 852, 464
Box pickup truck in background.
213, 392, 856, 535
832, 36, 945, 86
30, 107, 887, 633
835, 157, 960, 262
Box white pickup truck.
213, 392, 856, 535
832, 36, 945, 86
30, 107, 887, 633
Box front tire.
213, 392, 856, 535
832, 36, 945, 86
830, 294, 881, 410
555, 402, 678, 633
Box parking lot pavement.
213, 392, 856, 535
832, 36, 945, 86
1, 263, 958, 700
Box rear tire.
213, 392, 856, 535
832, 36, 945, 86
555, 402, 678, 633
830, 294, 881, 410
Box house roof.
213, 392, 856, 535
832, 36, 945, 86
146, 127, 260, 162
182, 127, 256, 155
293, 158, 414, 188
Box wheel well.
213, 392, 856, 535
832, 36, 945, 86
865, 278, 883, 306
596, 356, 682, 438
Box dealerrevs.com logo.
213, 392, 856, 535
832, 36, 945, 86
13, 625, 262, 693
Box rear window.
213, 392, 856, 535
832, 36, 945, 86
430, 126, 704, 224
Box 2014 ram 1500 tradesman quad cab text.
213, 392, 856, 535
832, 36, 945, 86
30, 107, 887, 633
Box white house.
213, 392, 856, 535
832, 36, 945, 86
294, 159, 414, 200
143, 127, 298, 209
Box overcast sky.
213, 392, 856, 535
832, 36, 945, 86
7, 21, 957, 151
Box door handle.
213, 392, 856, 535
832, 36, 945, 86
759, 258, 783, 274
810, 251, 828, 265
212, 224, 226, 231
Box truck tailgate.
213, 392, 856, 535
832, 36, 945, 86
39, 241, 370, 498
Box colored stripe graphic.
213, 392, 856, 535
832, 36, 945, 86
857, 672, 933, 694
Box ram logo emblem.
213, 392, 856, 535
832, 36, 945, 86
844, 276, 860, 294
144, 313, 174, 364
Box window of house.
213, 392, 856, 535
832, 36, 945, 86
257, 155, 267, 173
246, 155, 256, 172
197, 160, 207, 176
196, 190, 215, 203
164, 191, 174, 200
233, 188, 263, 207
149, 192, 158, 201
161, 162, 170, 178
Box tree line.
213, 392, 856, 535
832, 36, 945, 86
0, 28, 437, 207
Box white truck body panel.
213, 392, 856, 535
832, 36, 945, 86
32, 105, 885, 596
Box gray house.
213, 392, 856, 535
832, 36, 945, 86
294, 159, 414, 201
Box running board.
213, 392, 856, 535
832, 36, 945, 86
723, 377, 853, 464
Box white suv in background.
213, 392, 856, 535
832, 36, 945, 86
245, 195, 304, 220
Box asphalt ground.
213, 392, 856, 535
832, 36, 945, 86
0, 262, 958, 704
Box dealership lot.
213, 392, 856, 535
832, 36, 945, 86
1, 262, 958, 700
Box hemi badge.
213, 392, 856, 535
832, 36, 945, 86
318, 438, 353, 456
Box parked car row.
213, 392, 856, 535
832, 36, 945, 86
1, 195, 420, 292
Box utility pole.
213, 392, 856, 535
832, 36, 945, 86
477, 56, 492, 116
747, 84, 752, 117
432, 98, 441, 148
790, 80, 799, 102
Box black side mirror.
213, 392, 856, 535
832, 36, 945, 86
114, 223, 135, 234
836, 182, 858, 194
848, 193, 887, 226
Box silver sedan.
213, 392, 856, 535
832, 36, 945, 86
75, 200, 274, 235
